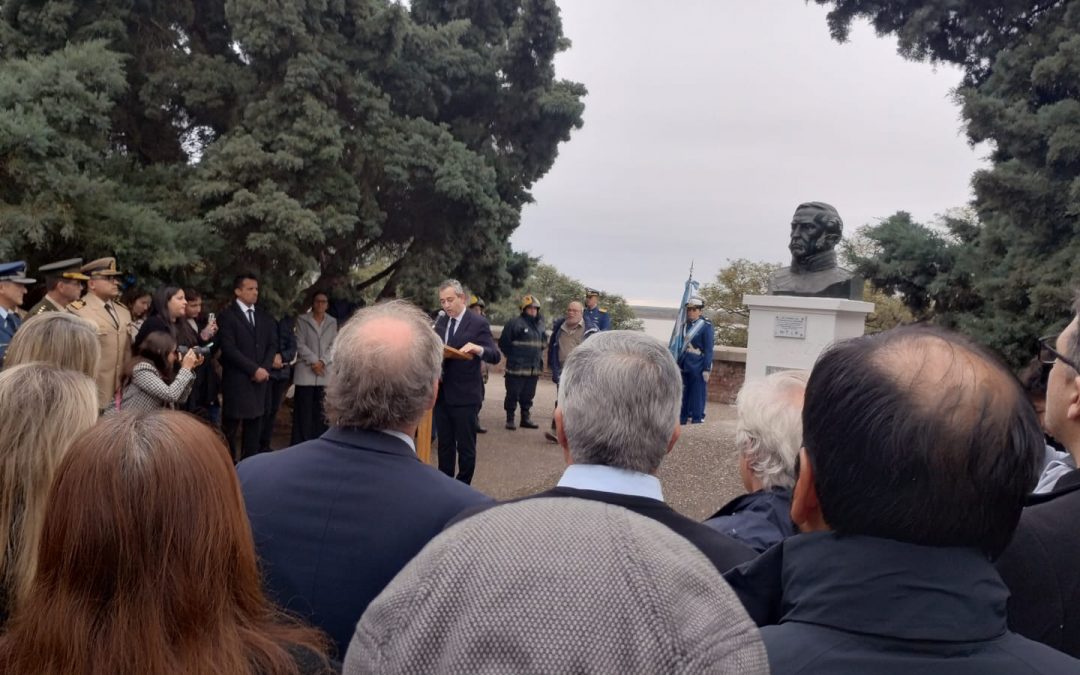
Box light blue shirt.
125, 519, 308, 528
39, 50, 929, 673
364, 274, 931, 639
556, 463, 664, 501
0, 306, 9, 321
379, 429, 417, 455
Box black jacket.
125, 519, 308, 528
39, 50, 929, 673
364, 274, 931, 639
217, 301, 276, 420
703, 487, 797, 553
726, 532, 1080, 674
433, 310, 499, 407
238, 427, 493, 657
997, 468, 1080, 657
498, 312, 545, 377
453, 485, 755, 573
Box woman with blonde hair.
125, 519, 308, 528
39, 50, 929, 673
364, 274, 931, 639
0, 410, 337, 674
0, 363, 99, 622
3, 313, 100, 377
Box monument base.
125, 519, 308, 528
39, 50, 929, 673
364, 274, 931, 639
743, 294, 874, 381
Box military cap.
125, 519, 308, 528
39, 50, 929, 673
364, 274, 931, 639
685, 296, 705, 309
520, 294, 541, 310
39, 258, 90, 281
584, 287, 600, 297
469, 294, 485, 308
0, 261, 36, 285
81, 257, 123, 277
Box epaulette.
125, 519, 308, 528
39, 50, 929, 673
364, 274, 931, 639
31, 304, 49, 315
67, 300, 86, 311
599, 308, 608, 313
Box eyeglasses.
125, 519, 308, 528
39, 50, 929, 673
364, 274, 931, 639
1039, 334, 1080, 372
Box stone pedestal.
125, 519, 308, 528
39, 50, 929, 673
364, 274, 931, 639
743, 295, 874, 381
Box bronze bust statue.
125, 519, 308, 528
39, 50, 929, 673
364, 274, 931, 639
768, 201, 863, 300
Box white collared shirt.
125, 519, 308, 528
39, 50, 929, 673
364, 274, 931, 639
0, 306, 9, 322
556, 463, 664, 501
236, 299, 256, 314
378, 429, 417, 454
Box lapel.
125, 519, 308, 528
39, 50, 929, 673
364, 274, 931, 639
234, 302, 256, 334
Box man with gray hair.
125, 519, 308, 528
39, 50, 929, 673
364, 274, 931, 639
704, 370, 807, 552
237, 300, 492, 657
433, 279, 500, 484
456, 331, 754, 571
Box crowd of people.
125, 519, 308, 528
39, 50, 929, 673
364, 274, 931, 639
1, 254, 1079, 672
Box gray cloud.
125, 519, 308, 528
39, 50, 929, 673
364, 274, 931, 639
513, 1, 986, 305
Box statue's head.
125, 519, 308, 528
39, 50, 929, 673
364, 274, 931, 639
788, 202, 843, 262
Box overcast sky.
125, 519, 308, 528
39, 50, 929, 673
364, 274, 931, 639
512, 1, 987, 306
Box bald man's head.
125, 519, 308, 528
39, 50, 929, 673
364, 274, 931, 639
324, 300, 442, 430
802, 326, 1043, 557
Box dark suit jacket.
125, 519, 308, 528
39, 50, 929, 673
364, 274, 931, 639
433, 310, 499, 407
453, 485, 756, 573
238, 427, 493, 657
996, 468, 1080, 657
217, 301, 276, 420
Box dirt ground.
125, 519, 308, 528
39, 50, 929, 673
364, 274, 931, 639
271, 375, 746, 521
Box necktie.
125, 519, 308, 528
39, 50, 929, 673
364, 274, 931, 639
4, 314, 16, 335
247, 308, 255, 327
104, 303, 119, 329
448, 317, 457, 342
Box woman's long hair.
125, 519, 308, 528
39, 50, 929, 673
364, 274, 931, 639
146, 286, 197, 346
4, 313, 100, 377
0, 364, 98, 617
0, 411, 331, 674
122, 330, 177, 386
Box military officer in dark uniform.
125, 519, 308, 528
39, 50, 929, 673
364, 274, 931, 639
28, 258, 89, 315
0, 261, 37, 363
678, 296, 713, 425
582, 287, 611, 332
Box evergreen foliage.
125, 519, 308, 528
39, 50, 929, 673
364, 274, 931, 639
812, 0, 1080, 366
484, 263, 642, 331
0, 0, 584, 314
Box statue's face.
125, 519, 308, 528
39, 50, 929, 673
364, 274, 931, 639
789, 207, 837, 260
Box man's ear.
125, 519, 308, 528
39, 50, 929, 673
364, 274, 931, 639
821, 232, 841, 249
1067, 374, 1080, 422
666, 424, 681, 456
426, 379, 440, 412
790, 448, 829, 533
555, 407, 572, 465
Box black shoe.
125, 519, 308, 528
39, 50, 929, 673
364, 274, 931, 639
544, 430, 558, 444
520, 418, 539, 429
506, 416, 517, 430
477, 425, 488, 434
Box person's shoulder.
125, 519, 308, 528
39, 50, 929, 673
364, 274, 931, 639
992, 631, 1080, 673
759, 622, 850, 673
66, 299, 87, 312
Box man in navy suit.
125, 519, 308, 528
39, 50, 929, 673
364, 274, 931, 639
433, 279, 500, 484
238, 300, 492, 657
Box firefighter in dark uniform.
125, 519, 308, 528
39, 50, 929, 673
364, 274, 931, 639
582, 287, 611, 332
678, 296, 714, 425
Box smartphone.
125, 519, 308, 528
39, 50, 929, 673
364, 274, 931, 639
208, 312, 216, 324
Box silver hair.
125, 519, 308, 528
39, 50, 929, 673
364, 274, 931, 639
324, 300, 442, 430
438, 279, 465, 297
735, 370, 809, 490
558, 331, 681, 473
